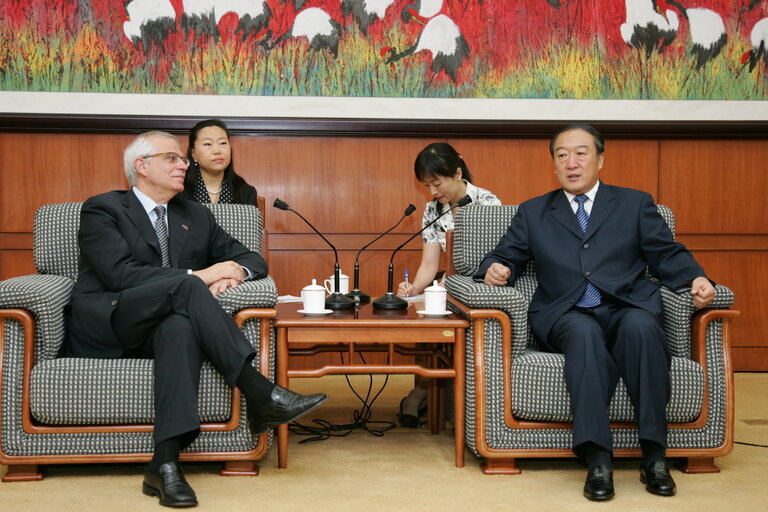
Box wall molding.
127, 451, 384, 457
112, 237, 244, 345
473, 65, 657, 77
2, 114, 768, 138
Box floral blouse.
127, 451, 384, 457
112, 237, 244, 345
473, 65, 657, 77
421, 181, 501, 251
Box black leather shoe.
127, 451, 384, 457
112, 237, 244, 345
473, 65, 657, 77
583, 464, 615, 501
397, 396, 428, 428
143, 462, 197, 508
641, 461, 677, 496
247, 385, 328, 435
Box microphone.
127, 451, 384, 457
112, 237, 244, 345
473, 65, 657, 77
346, 204, 416, 304
373, 195, 472, 310
273, 198, 355, 309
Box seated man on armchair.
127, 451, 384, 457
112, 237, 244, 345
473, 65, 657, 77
475, 124, 714, 501
62, 131, 327, 508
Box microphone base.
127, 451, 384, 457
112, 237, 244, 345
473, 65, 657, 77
326, 293, 356, 310
372, 292, 408, 310
345, 289, 370, 304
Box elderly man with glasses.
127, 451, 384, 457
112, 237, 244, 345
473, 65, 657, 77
62, 131, 327, 508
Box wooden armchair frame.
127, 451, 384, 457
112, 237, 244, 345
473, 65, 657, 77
445, 230, 740, 475
0, 198, 276, 482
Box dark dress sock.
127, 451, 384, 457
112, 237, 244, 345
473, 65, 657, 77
579, 442, 613, 470
640, 439, 666, 469
236, 360, 276, 407
148, 430, 198, 472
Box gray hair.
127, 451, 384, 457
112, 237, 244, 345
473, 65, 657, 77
123, 131, 178, 186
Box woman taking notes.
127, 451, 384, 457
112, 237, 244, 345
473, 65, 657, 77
182, 119, 258, 205
396, 142, 500, 297
395, 142, 500, 426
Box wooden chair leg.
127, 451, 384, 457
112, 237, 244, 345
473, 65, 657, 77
677, 457, 720, 474
219, 460, 259, 476
2, 464, 44, 482
481, 458, 521, 475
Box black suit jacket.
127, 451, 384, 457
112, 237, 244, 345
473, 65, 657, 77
475, 184, 706, 348
65, 189, 268, 358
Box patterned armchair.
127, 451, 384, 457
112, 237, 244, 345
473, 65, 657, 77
0, 202, 277, 482
445, 204, 739, 475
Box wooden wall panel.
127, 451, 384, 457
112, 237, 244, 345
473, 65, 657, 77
446, 138, 555, 204
0, 251, 35, 279
234, 136, 434, 235
692, 252, 767, 348
0, 131, 765, 371
659, 140, 768, 234
447, 138, 660, 204
0, 133, 131, 232
731, 349, 768, 371
601, 140, 660, 199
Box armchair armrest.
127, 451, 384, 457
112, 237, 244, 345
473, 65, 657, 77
446, 274, 531, 356
0, 274, 74, 360
215, 276, 278, 314
660, 284, 735, 358
445, 274, 528, 311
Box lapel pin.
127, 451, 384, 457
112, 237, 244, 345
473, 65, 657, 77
182, 224, 189, 230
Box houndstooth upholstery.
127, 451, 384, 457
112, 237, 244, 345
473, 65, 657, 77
0, 202, 276, 458
445, 204, 735, 455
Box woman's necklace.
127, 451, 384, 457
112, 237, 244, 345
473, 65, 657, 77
201, 172, 223, 196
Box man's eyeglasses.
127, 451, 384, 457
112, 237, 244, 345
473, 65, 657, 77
143, 152, 190, 165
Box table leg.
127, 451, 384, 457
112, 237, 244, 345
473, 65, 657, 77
429, 377, 439, 435
429, 351, 439, 434
454, 328, 466, 468
276, 327, 288, 469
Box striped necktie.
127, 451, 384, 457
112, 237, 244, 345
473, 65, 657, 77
153, 205, 171, 268
574, 195, 601, 308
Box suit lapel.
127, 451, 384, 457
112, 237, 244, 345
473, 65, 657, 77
549, 191, 584, 239
167, 198, 190, 268
548, 185, 617, 241
123, 190, 162, 256
583, 185, 616, 240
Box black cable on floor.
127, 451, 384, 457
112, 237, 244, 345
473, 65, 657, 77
288, 352, 396, 444
735, 441, 768, 448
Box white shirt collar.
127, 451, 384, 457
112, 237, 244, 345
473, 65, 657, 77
132, 186, 167, 217
563, 180, 600, 206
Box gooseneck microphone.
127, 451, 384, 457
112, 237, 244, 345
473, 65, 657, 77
373, 195, 472, 310
273, 198, 355, 309
346, 204, 416, 304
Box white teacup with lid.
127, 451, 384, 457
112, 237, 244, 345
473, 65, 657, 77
301, 279, 326, 313
424, 280, 447, 315
324, 273, 350, 295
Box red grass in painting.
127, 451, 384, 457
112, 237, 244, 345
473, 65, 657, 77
1, 0, 765, 97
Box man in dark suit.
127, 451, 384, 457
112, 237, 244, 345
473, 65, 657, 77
475, 124, 714, 501
64, 131, 327, 508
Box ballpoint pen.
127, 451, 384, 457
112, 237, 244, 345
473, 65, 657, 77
404, 269, 409, 297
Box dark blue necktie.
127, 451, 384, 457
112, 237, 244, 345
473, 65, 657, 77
574, 195, 601, 307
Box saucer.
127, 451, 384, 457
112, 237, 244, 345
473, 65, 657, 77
297, 309, 333, 315
417, 309, 452, 317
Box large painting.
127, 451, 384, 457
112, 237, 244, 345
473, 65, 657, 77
0, 0, 766, 100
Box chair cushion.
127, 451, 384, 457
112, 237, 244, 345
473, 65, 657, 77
511, 350, 704, 423
30, 358, 231, 425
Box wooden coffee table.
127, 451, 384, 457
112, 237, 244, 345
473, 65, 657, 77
274, 301, 469, 469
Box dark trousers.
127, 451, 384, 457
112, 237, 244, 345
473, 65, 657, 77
110, 274, 268, 444
547, 301, 671, 453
